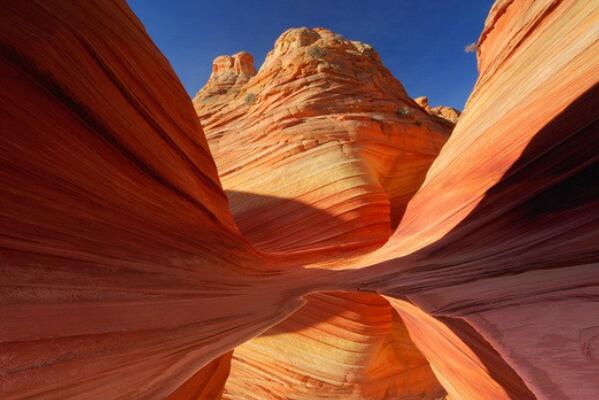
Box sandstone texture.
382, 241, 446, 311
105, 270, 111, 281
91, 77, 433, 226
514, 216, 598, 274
1, 0, 598, 399
195, 28, 456, 399
224, 293, 446, 400
194, 27, 452, 251
0, 2, 297, 398
414, 96, 461, 124
355, 1, 599, 398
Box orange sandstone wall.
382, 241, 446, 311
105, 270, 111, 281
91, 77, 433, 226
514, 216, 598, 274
0, 2, 304, 398
224, 293, 445, 400
352, 1, 599, 399
194, 28, 451, 254
195, 28, 455, 399
167, 351, 233, 400
1, 0, 598, 399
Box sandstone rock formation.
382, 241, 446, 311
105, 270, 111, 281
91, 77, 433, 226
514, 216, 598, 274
224, 293, 446, 400
194, 27, 452, 247
1, 0, 597, 399
0, 2, 296, 398
201, 52, 256, 96
354, 1, 599, 398
195, 28, 457, 399
414, 96, 461, 124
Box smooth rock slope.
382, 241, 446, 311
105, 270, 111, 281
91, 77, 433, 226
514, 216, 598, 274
0, 2, 303, 398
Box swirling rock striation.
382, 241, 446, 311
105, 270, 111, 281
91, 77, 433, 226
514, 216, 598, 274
194, 27, 452, 254
224, 293, 446, 400
0, 0, 597, 400
195, 28, 458, 399
351, 1, 599, 398
0, 2, 300, 399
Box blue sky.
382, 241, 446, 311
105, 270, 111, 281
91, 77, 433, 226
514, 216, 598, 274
129, 0, 494, 109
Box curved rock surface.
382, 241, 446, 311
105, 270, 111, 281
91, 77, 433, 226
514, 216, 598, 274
195, 29, 456, 399
352, 1, 599, 398
201, 51, 256, 96
224, 293, 445, 400
194, 27, 452, 252
1, 0, 598, 399
0, 2, 300, 399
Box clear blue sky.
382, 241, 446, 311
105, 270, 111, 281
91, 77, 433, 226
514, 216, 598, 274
129, 0, 494, 109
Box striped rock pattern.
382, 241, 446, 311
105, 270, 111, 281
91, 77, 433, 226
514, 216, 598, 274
194, 28, 456, 399
224, 293, 446, 400
194, 28, 452, 253
350, 1, 599, 398
0, 0, 598, 399
0, 2, 303, 398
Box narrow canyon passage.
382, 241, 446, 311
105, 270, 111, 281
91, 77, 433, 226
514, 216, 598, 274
223, 292, 447, 400
192, 28, 456, 398
1, 1, 597, 399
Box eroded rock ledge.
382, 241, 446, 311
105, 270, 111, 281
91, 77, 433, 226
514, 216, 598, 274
414, 96, 461, 124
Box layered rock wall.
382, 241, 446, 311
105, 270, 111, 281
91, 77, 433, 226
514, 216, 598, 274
0, 2, 300, 398
353, 1, 599, 398
194, 28, 452, 253
1, 1, 597, 399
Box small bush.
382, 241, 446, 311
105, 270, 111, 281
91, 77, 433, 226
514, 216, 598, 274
244, 93, 256, 105
414, 120, 422, 127
464, 42, 477, 54
307, 45, 326, 59
396, 106, 412, 119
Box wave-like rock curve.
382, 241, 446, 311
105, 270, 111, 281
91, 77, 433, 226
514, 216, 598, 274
1, 0, 598, 399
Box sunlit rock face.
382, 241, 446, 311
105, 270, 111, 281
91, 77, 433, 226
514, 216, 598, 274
414, 96, 461, 125
194, 27, 452, 252
224, 293, 446, 400
1, 0, 598, 400
201, 52, 257, 96
195, 29, 455, 399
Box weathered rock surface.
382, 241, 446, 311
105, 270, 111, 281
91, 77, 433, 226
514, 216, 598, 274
353, 1, 599, 398
195, 29, 456, 399
224, 293, 446, 400
200, 52, 256, 96
414, 96, 461, 124
1, 0, 597, 399
194, 27, 452, 252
